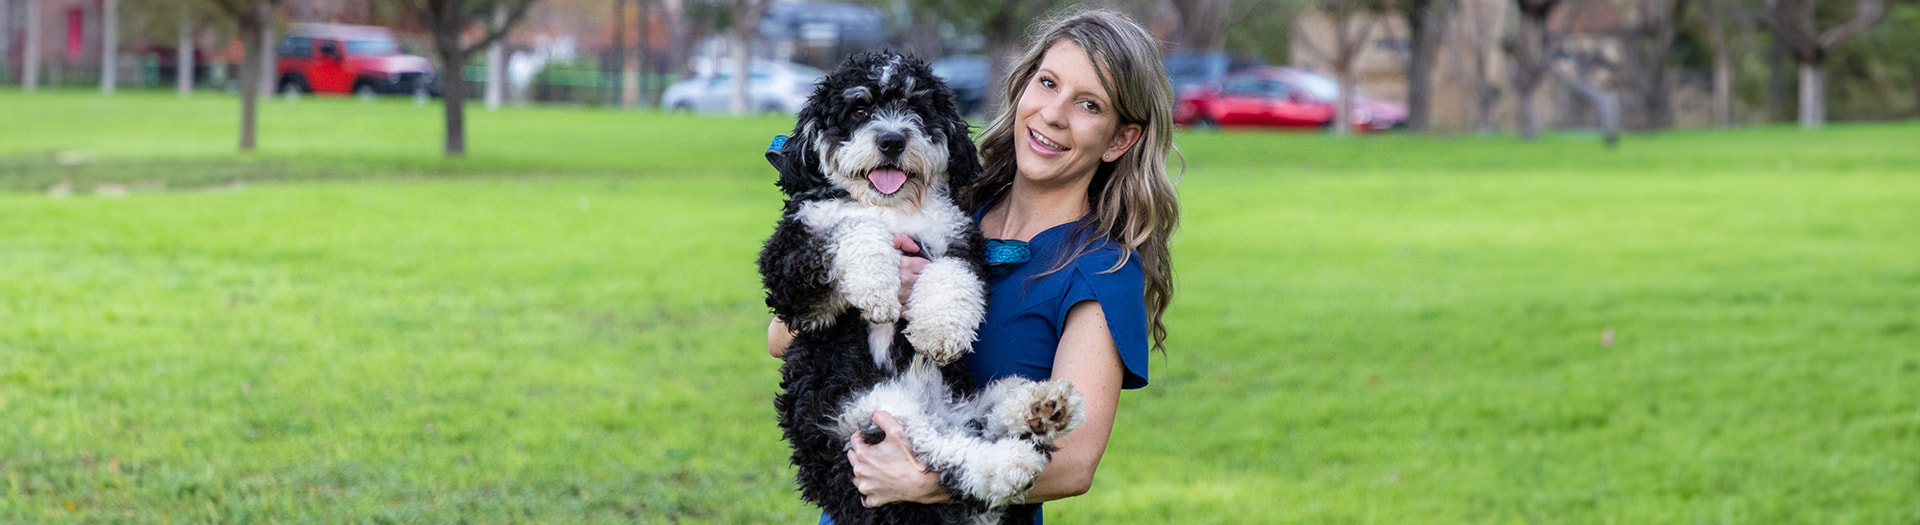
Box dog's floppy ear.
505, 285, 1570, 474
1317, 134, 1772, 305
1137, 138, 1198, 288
943, 115, 981, 199
770, 132, 825, 197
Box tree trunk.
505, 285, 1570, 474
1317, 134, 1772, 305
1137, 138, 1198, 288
1798, 60, 1822, 128
178, 3, 195, 97
441, 47, 469, 155
1334, 69, 1355, 137
100, 0, 116, 94
1550, 64, 1620, 147
1513, 3, 1550, 140
1766, 35, 1789, 122
1699, 0, 1731, 126
636, 0, 653, 107
1403, 0, 1443, 132
485, 4, 506, 110
23, 0, 39, 92
238, 13, 263, 152
257, 2, 276, 98
612, 0, 626, 107
730, 24, 750, 115
984, 8, 1020, 119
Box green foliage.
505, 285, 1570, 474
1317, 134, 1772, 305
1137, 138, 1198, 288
3, 90, 1919, 523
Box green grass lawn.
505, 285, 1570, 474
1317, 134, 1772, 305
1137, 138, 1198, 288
3, 89, 1919, 523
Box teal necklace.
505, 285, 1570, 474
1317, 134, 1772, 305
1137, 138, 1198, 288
983, 238, 1031, 278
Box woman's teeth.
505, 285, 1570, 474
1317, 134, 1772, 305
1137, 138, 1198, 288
1030, 129, 1066, 151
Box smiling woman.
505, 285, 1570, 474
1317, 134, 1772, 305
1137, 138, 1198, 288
826, 7, 1182, 523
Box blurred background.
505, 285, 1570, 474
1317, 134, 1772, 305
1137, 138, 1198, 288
3, 0, 1918, 523
2, 0, 1916, 138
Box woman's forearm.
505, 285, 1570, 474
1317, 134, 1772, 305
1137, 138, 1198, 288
768, 318, 794, 358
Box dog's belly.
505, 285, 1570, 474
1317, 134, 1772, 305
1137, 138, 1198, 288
795, 199, 969, 258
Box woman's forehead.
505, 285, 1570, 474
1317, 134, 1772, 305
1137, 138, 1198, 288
1038, 41, 1111, 99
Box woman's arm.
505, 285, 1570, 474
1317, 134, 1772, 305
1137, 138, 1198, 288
768, 318, 794, 358
849, 300, 1124, 506
1021, 300, 1123, 502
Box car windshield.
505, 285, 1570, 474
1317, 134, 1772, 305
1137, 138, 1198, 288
1288, 71, 1341, 102
346, 39, 398, 56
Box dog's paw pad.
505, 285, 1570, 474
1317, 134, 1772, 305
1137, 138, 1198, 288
1019, 382, 1079, 442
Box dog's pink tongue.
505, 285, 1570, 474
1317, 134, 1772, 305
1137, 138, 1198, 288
869, 168, 908, 195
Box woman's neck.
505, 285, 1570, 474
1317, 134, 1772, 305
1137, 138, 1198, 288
991, 178, 1092, 241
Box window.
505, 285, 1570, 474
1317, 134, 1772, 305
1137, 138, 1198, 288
280, 37, 313, 59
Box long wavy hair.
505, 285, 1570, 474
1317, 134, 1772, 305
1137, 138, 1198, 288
962, 8, 1181, 353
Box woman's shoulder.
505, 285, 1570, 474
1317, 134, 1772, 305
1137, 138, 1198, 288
1064, 233, 1145, 285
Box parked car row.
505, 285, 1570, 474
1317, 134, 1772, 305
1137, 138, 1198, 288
658, 61, 828, 115
1174, 67, 1407, 132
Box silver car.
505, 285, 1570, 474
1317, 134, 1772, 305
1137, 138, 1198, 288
660, 61, 826, 115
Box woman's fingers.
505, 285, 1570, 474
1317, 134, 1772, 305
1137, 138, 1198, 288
892, 233, 920, 255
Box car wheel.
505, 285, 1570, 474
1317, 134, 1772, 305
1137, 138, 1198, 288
673, 102, 695, 114
354, 83, 379, 99
279, 78, 306, 97
1192, 115, 1219, 131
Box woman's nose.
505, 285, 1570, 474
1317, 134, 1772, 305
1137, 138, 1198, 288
1037, 95, 1068, 128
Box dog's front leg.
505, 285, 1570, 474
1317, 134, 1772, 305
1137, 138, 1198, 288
903, 258, 986, 365
830, 217, 903, 325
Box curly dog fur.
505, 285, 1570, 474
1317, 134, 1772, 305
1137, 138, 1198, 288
759, 52, 1085, 525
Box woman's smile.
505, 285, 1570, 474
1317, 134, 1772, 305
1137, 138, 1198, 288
1027, 128, 1069, 157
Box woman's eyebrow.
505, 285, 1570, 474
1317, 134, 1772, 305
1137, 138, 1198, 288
1036, 67, 1111, 104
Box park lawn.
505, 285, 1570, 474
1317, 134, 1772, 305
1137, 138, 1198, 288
3, 89, 1919, 523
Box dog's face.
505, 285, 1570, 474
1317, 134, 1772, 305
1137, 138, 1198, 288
781, 52, 978, 210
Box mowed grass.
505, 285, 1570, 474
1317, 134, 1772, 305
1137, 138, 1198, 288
3, 89, 1919, 523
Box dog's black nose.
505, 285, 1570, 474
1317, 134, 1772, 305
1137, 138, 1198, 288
877, 132, 906, 157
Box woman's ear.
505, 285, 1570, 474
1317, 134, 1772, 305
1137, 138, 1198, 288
1103, 123, 1144, 163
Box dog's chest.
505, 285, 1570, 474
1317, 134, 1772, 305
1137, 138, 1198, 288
796, 200, 965, 258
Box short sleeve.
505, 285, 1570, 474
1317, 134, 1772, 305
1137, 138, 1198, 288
1058, 255, 1151, 390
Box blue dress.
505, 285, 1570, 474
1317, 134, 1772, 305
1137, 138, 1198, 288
820, 209, 1152, 525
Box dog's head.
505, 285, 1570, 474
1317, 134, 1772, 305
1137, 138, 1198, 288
777, 52, 979, 209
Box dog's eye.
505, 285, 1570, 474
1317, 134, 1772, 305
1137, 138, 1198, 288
853, 108, 870, 120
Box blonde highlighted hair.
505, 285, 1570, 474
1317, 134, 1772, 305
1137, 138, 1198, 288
962, 7, 1181, 353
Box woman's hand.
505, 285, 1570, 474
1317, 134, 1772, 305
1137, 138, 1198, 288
894, 234, 928, 312
848, 411, 950, 507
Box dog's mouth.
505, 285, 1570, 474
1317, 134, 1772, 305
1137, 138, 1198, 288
867, 165, 910, 196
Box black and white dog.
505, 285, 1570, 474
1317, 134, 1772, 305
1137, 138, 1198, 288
759, 52, 1085, 524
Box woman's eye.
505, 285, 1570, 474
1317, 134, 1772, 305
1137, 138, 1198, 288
1039, 77, 1055, 90
1081, 101, 1100, 113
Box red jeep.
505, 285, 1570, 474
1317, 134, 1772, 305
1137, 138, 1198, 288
276, 24, 436, 97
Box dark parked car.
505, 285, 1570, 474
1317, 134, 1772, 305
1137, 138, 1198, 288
1174, 67, 1407, 132
931, 55, 990, 118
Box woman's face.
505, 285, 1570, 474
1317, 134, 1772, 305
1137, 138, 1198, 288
1013, 40, 1142, 189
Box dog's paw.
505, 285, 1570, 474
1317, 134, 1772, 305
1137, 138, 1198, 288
1012, 380, 1083, 445
903, 322, 971, 365
856, 296, 901, 324
953, 440, 1049, 506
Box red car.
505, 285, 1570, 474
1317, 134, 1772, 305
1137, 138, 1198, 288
1175, 67, 1406, 131
275, 24, 436, 97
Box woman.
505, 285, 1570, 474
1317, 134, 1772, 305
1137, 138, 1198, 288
769, 8, 1178, 521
